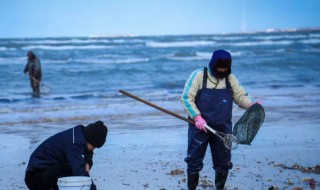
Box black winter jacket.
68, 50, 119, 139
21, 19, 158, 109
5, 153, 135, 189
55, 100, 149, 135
26, 125, 93, 176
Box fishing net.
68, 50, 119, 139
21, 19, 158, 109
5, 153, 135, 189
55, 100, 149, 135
233, 103, 265, 145
40, 83, 52, 95
205, 124, 239, 150
31, 77, 52, 95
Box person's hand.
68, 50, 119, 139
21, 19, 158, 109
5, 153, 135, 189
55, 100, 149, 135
31, 77, 40, 84
250, 101, 262, 107
86, 163, 90, 173
90, 182, 97, 190
32, 80, 38, 87
194, 115, 207, 132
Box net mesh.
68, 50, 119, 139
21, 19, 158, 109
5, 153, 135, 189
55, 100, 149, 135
41, 84, 52, 95
233, 103, 265, 145
223, 134, 238, 150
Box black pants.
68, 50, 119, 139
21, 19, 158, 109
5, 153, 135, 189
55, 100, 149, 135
25, 164, 72, 190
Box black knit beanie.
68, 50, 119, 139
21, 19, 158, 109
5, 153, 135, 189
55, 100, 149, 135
83, 120, 107, 148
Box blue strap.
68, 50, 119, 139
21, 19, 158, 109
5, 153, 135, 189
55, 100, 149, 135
202, 67, 207, 89
226, 76, 232, 90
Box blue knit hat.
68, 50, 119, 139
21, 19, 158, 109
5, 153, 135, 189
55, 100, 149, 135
209, 49, 232, 69
208, 49, 232, 78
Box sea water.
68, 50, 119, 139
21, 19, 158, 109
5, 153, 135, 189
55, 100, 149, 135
0, 29, 320, 134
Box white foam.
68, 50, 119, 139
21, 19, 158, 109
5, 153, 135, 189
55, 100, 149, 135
0, 47, 16, 51
212, 36, 246, 40
21, 45, 112, 50
0, 57, 26, 64
299, 39, 320, 44
252, 34, 308, 40
146, 41, 216, 48
229, 40, 293, 46
76, 57, 150, 64
309, 33, 320, 38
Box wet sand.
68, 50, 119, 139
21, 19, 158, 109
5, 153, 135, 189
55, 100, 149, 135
0, 105, 319, 190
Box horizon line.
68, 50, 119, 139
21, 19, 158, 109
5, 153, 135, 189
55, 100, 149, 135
1, 27, 320, 39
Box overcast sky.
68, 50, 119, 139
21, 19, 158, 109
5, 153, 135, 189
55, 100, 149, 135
1, 0, 320, 38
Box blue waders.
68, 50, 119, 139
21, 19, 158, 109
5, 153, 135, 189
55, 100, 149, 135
185, 68, 233, 190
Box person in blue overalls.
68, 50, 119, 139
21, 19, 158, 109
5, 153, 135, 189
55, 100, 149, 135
181, 49, 254, 190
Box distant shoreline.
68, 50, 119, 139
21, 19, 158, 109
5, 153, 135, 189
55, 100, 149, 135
1, 27, 319, 40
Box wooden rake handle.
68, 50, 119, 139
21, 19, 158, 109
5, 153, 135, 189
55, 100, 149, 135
119, 90, 195, 125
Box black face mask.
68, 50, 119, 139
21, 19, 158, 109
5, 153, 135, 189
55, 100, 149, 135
214, 68, 231, 79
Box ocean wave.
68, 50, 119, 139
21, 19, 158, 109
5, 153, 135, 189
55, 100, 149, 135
167, 56, 206, 61
0, 57, 72, 65
109, 39, 146, 43
172, 52, 197, 57
1, 51, 249, 65
89, 34, 137, 38
75, 57, 150, 64
228, 40, 293, 46
271, 48, 286, 53
212, 36, 247, 40
252, 34, 309, 40
0, 56, 149, 65
146, 41, 216, 48
0, 98, 21, 103
21, 45, 112, 50
227, 51, 243, 57
0, 93, 155, 116
195, 52, 213, 57
0, 96, 122, 114
299, 39, 320, 44
0, 57, 26, 65
70, 94, 95, 99
0, 47, 16, 51
268, 84, 305, 89
11, 39, 101, 44
302, 48, 320, 53
309, 33, 320, 38
10, 38, 145, 45
44, 59, 73, 64
1, 30, 320, 125
167, 51, 211, 61
0, 116, 107, 126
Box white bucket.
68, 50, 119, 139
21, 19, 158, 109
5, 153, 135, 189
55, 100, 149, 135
57, 176, 92, 190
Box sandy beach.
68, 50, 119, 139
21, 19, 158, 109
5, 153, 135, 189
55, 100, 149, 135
0, 102, 319, 190
1, 23, 320, 190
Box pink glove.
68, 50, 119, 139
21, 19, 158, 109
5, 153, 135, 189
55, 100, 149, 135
194, 115, 207, 132
250, 101, 262, 107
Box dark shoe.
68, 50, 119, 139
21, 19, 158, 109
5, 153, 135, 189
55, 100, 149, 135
187, 173, 199, 190
215, 172, 228, 190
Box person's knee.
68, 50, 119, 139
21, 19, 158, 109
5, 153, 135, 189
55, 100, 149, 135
213, 161, 233, 173
25, 170, 45, 190
186, 158, 204, 174
24, 171, 33, 189
42, 164, 72, 189
45, 164, 72, 177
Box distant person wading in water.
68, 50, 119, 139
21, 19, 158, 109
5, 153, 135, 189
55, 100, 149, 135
24, 51, 42, 97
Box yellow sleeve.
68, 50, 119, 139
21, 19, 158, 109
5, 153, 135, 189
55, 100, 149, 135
180, 68, 203, 119
229, 74, 253, 109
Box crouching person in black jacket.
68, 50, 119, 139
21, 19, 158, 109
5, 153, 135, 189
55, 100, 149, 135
25, 120, 108, 190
